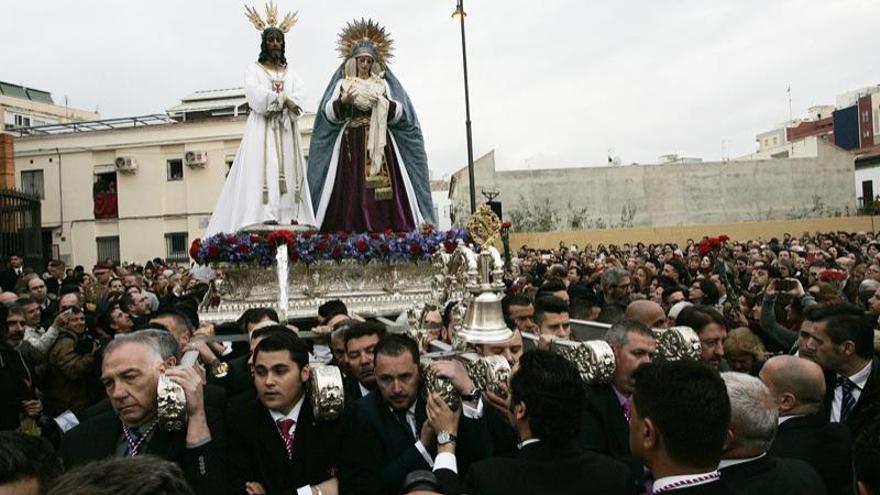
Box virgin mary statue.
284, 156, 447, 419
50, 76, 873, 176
307, 19, 436, 233
205, 3, 315, 236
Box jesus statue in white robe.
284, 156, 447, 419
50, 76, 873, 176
205, 60, 315, 236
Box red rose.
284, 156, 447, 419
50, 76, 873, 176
718, 234, 730, 242
302, 232, 313, 240
409, 243, 422, 256
501, 222, 512, 229
708, 238, 721, 249
355, 240, 369, 252
289, 250, 300, 263
698, 241, 710, 256
207, 246, 221, 257
444, 241, 455, 253
250, 234, 261, 243
332, 246, 343, 259
235, 244, 249, 253
189, 239, 202, 259
316, 240, 328, 251
384, 228, 394, 236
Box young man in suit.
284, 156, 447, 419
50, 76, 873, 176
718, 372, 825, 495
60, 332, 225, 495
581, 319, 656, 494
760, 355, 853, 495
0, 254, 23, 292
339, 334, 491, 495
433, 349, 633, 495
801, 303, 880, 437
226, 332, 340, 495
629, 360, 732, 494
341, 321, 386, 405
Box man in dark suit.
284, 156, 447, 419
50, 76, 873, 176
801, 303, 880, 437
44, 260, 66, 301
760, 355, 853, 495
60, 332, 225, 495
342, 321, 386, 405
581, 319, 656, 494
718, 372, 826, 495
473, 328, 525, 456
339, 334, 491, 495
226, 332, 340, 495
434, 350, 634, 495
630, 360, 733, 494
0, 254, 23, 293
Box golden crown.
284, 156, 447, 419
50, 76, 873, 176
244, 1, 297, 33
337, 19, 394, 65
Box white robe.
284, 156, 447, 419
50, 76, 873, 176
205, 63, 316, 236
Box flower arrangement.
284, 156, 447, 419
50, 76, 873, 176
190, 226, 471, 267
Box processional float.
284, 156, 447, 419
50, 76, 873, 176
157, 206, 703, 428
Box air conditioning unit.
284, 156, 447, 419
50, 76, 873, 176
184, 151, 208, 168
114, 156, 138, 174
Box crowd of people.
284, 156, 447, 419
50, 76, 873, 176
0, 229, 879, 495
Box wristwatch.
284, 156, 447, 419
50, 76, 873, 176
437, 431, 457, 445
460, 388, 481, 402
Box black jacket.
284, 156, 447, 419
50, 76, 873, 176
225, 395, 341, 495
580, 384, 646, 493
436, 440, 634, 495
823, 356, 880, 437
719, 455, 826, 495
60, 406, 227, 495
339, 391, 492, 495
769, 414, 852, 495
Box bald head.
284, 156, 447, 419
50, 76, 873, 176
0, 292, 18, 305
759, 355, 826, 416
625, 300, 666, 329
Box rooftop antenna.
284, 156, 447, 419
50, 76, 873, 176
787, 85, 793, 124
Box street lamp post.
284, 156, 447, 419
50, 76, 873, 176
453, 0, 477, 214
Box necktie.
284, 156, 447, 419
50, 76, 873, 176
276, 418, 295, 460
122, 423, 156, 457
621, 396, 633, 422
838, 377, 857, 422
394, 409, 415, 442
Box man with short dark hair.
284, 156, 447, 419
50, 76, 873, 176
718, 372, 825, 495
0, 305, 40, 432
535, 278, 569, 305
44, 306, 97, 416
629, 360, 731, 494
760, 355, 852, 495
801, 303, 880, 436
226, 332, 340, 495
582, 319, 656, 493
339, 334, 490, 495
120, 291, 151, 329
434, 350, 633, 495
0, 254, 23, 292
0, 431, 63, 495
533, 296, 571, 349
502, 294, 537, 336
45, 259, 66, 300
342, 321, 386, 404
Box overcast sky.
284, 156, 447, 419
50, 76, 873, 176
6, 0, 879, 177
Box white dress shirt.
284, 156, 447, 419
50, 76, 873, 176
830, 360, 872, 423
268, 397, 313, 495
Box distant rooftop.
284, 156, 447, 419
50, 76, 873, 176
167, 87, 248, 120
6, 114, 175, 137
0, 81, 54, 104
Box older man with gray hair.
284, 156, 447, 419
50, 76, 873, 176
759, 355, 853, 495
599, 267, 632, 324
60, 332, 226, 495
718, 372, 826, 495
